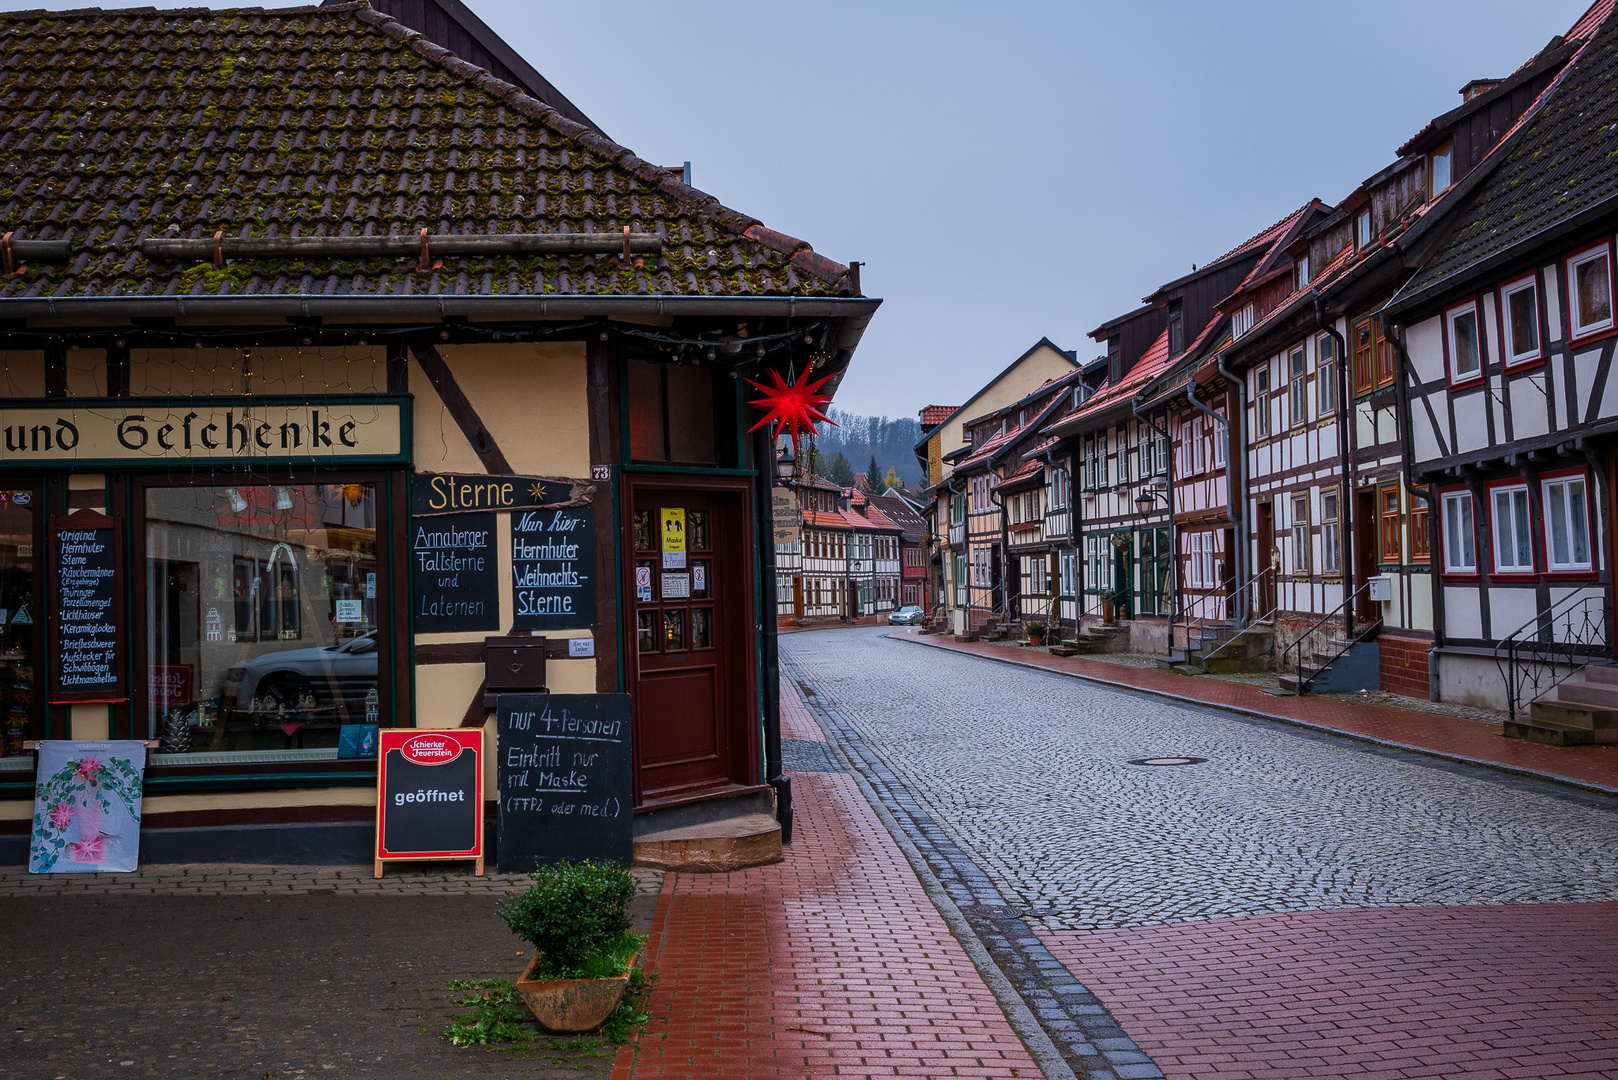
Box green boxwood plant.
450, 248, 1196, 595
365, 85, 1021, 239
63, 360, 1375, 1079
496, 859, 641, 979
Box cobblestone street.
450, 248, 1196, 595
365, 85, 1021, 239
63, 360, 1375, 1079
783, 626, 1618, 1079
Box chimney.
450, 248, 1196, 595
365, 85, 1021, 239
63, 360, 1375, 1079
1460, 78, 1500, 102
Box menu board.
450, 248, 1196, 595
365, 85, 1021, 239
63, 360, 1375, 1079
511, 507, 596, 631
375, 728, 484, 874
412, 512, 499, 633
51, 510, 124, 703
496, 693, 631, 872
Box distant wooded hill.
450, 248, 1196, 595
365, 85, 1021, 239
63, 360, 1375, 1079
810, 410, 924, 490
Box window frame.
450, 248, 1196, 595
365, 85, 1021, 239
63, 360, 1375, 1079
1253, 365, 1271, 439
1439, 487, 1478, 578
1288, 345, 1308, 428
1378, 482, 1403, 565
1486, 479, 1536, 576
1540, 468, 1595, 577
1316, 333, 1338, 416
1565, 240, 1616, 343
1291, 493, 1311, 577
1409, 494, 1431, 564
1356, 209, 1373, 250
1443, 298, 1485, 389
1321, 491, 1341, 575
1497, 272, 1543, 370
1430, 141, 1453, 198
1295, 253, 1310, 290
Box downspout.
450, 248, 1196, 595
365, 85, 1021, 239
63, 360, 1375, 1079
1132, 397, 1174, 625
1186, 378, 1244, 626
752, 427, 790, 842
1315, 293, 1354, 640
1387, 318, 1444, 701
1216, 350, 1251, 627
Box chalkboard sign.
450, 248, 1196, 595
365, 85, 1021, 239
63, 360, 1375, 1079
50, 509, 125, 703
511, 507, 596, 631
412, 472, 575, 517
412, 512, 499, 633
496, 693, 631, 872
375, 728, 485, 876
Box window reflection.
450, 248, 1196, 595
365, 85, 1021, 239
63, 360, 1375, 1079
145, 482, 381, 761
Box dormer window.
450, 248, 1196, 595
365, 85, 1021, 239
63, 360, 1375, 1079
1295, 254, 1310, 290
1430, 142, 1453, 198
1356, 210, 1373, 249
1167, 301, 1184, 355
1232, 304, 1255, 339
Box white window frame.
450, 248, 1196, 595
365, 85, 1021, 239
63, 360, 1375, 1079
1253, 366, 1271, 438
1542, 474, 1593, 573
1491, 484, 1535, 574
1317, 334, 1337, 416
1291, 494, 1310, 576
1500, 274, 1542, 367
1212, 412, 1227, 468
1232, 303, 1255, 338
1296, 254, 1310, 290
1446, 300, 1482, 384
1567, 243, 1615, 340
1191, 417, 1206, 474
1049, 466, 1068, 510
1356, 209, 1372, 249
1322, 492, 1341, 574
1441, 491, 1476, 573
1098, 432, 1110, 487
1288, 346, 1308, 427
1430, 143, 1453, 197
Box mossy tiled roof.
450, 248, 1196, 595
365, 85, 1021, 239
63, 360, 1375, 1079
0, 2, 853, 300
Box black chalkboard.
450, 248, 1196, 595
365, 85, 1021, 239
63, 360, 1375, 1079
412, 512, 499, 633
496, 693, 631, 872
511, 507, 596, 631
51, 510, 124, 703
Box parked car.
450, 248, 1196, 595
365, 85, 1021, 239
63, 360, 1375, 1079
223, 630, 378, 713
887, 605, 925, 626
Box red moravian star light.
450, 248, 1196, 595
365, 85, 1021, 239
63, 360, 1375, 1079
745, 366, 836, 453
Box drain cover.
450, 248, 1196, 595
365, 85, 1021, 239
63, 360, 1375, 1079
1127, 756, 1208, 766
963, 904, 1023, 920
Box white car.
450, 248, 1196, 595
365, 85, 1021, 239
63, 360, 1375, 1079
887, 605, 926, 626
224, 631, 378, 712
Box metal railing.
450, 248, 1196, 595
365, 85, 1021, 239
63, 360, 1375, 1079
1493, 592, 1609, 726
1197, 565, 1279, 672
1282, 580, 1378, 695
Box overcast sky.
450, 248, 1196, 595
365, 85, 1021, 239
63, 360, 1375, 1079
1, 0, 1596, 419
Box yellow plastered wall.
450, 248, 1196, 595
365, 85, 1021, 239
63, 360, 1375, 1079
129, 346, 386, 397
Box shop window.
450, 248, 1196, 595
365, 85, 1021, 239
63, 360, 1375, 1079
627, 356, 718, 464
1442, 491, 1476, 573
1445, 301, 1482, 385
1567, 244, 1614, 340
1501, 275, 1541, 366
1317, 334, 1337, 415
1542, 475, 1592, 572
1379, 484, 1403, 564
144, 482, 383, 761
1490, 484, 1534, 573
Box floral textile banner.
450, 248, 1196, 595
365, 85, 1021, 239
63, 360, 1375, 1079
29, 741, 146, 873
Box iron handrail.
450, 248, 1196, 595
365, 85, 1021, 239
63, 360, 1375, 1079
1492, 592, 1608, 726
1283, 580, 1377, 695
1197, 566, 1279, 672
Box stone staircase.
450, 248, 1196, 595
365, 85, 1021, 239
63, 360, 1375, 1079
1507, 664, 1618, 746
1276, 637, 1380, 695
983, 619, 1023, 642
1048, 624, 1129, 657
1156, 622, 1274, 675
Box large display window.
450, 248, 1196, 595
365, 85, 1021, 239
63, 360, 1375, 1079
0, 482, 42, 771
139, 475, 396, 765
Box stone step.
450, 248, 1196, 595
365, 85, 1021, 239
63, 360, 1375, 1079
1582, 665, 1618, 686
633, 812, 784, 873
1504, 718, 1606, 747
1554, 681, 1618, 710
1529, 699, 1618, 732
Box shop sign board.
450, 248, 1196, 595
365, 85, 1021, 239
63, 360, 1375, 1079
410, 473, 577, 517
0, 396, 409, 466
772, 487, 801, 543
50, 509, 126, 704
411, 512, 499, 633
374, 728, 484, 877
496, 693, 632, 872
510, 507, 596, 631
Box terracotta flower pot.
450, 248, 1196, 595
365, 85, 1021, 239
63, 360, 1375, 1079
1028, 634, 1044, 647
514, 951, 641, 1034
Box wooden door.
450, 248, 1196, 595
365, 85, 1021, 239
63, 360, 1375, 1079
1355, 489, 1378, 624
624, 480, 758, 807
1256, 501, 1276, 617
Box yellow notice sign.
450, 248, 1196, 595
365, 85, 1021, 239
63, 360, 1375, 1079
661, 508, 687, 569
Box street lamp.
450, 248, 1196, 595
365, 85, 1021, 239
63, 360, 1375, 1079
776, 446, 797, 484
1134, 487, 1168, 511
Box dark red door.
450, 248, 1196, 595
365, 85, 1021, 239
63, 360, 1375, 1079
624, 480, 758, 807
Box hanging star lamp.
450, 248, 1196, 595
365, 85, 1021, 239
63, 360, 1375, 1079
745, 365, 836, 453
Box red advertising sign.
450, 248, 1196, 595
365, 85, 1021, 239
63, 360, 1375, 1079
147, 664, 193, 707
374, 727, 484, 877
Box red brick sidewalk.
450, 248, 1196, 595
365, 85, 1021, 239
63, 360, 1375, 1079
612, 725, 1041, 1076
1039, 903, 1618, 1079
895, 631, 1618, 790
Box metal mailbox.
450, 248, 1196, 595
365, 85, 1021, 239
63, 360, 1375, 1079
484, 635, 548, 708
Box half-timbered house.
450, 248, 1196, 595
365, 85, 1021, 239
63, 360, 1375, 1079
870, 492, 929, 612
795, 476, 853, 623
1384, 0, 1618, 736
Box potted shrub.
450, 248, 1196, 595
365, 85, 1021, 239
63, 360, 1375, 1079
1025, 621, 1046, 647
496, 859, 645, 1034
